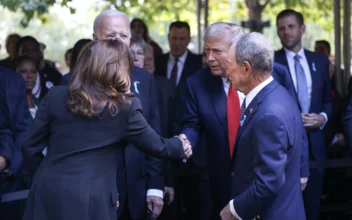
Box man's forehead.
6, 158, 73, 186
205, 39, 229, 49
99, 16, 128, 27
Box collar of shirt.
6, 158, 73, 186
221, 76, 245, 105
245, 76, 273, 108
284, 47, 306, 60
169, 50, 188, 65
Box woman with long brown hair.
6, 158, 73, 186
21, 39, 191, 220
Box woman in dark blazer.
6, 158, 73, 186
21, 40, 191, 220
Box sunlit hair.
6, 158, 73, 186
67, 39, 134, 118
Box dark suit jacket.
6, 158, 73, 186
154, 75, 176, 187
60, 67, 164, 219
180, 67, 236, 214
275, 48, 333, 161
21, 86, 184, 220
154, 51, 202, 87
272, 62, 309, 177
231, 80, 305, 220
0, 65, 30, 176
60, 72, 71, 85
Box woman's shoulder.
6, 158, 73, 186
123, 96, 143, 113
45, 85, 69, 103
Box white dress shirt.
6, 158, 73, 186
167, 51, 188, 86
229, 76, 274, 220
284, 47, 328, 129
221, 77, 245, 105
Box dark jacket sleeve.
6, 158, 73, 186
0, 96, 13, 167
123, 98, 184, 160
22, 93, 51, 177
145, 76, 167, 190
11, 76, 31, 176
179, 79, 202, 149
320, 56, 333, 119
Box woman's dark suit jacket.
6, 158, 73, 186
21, 86, 184, 220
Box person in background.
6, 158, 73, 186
0, 33, 21, 70
275, 9, 333, 220
16, 36, 59, 101
60, 39, 92, 85
129, 36, 177, 216
0, 64, 30, 220
14, 56, 40, 118
131, 18, 163, 57
154, 21, 202, 89
144, 43, 155, 73
65, 48, 73, 69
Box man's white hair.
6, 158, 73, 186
203, 22, 244, 45
93, 9, 130, 34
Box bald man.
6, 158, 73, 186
93, 10, 165, 220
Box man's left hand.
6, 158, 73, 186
220, 204, 236, 220
146, 195, 164, 220
302, 113, 325, 129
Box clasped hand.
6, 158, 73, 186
178, 134, 192, 159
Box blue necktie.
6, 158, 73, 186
240, 98, 246, 121
294, 55, 309, 113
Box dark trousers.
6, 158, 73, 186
175, 161, 214, 220
303, 168, 325, 220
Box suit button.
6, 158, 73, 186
231, 172, 235, 176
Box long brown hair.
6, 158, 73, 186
67, 39, 134, 118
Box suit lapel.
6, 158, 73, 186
208, 74, 228, 135
275, 48, 290, 73
234, 81, 280, 152
304, 49, 319, 111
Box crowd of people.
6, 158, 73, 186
0, 7, 352, 220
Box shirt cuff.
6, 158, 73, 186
147, 189, 164, 199
319, 112, 328, 130
229, 199, 242, 220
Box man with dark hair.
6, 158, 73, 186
315, 40, 331, 56
154, 21, 202, 88
275, 9, 333, 220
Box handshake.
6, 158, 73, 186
177, 134, 192, 160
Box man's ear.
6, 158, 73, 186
92, 33, 97, 40
243, 61, 252, 78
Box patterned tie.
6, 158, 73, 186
227, 83, 241, 158
294, 54, 309, 113
170, 57, 179, 86
240, 98, 246, 121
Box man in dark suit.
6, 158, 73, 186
154, 21, 202, 88
0, 65, 31, 219
91, 10, 164, 220
275, 9, 333, 220
220, 32, 305, 220
179, 22, 309, 219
